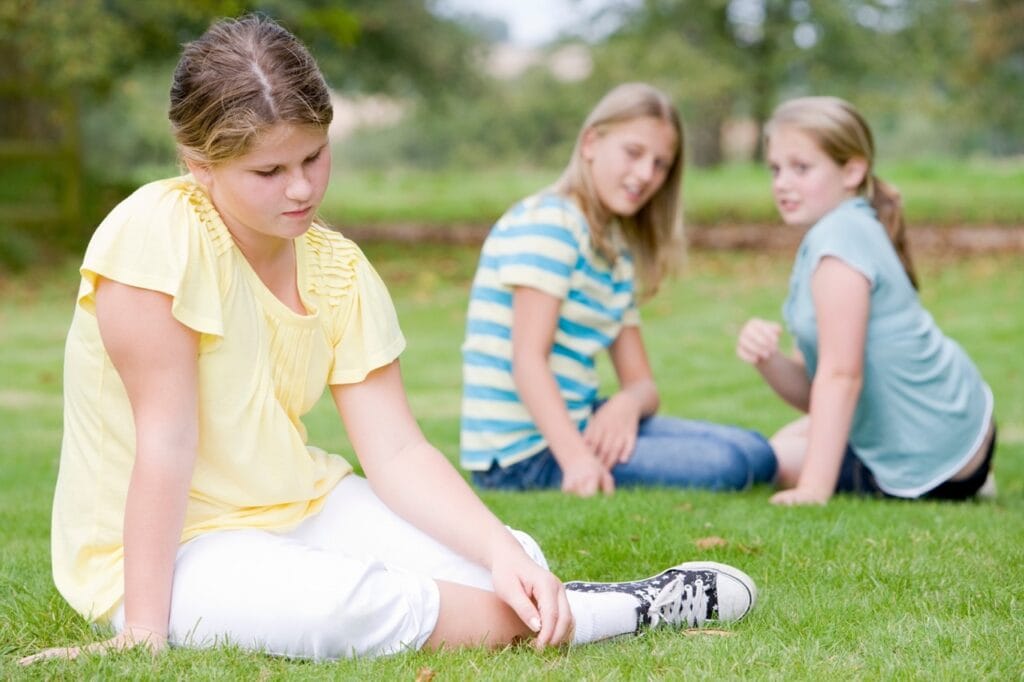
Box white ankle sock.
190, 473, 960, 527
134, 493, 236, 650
565, 589, 640, 644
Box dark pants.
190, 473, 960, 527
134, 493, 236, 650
836, 425, 997, 500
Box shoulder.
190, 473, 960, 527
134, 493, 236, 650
493, 192, 588, 245
485, 192, 587, 263
805, 198, 884, 251
304, 223, 364, 263
302, 225, 377, 303
85, 175, 232, 269
93, 175, 229, 248
801, 198, 886, 284
78, 176, 230, 329
105, 176, 206, 221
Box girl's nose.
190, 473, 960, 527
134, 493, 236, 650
286, 170, 313, 202
634, 158, 656, 183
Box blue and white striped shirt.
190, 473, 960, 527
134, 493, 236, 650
460, 192, 639, 470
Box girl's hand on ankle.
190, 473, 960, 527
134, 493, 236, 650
490, 547, 573, 648
18, 625, 167, 666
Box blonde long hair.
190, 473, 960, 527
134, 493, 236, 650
553, 83, 686, 299
766, 96, 918, 288
169, 14, 333, 166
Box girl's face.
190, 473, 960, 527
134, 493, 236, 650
766, 124, 866, 228
582, 116, 677, 219
189, 122, 331, 250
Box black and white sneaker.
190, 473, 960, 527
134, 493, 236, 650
564, 561, 756, 631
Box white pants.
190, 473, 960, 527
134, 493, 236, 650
110, 475, 548, 660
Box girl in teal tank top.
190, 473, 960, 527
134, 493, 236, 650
735, 96, 995, 506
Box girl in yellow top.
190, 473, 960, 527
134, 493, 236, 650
21, 15, 757, 664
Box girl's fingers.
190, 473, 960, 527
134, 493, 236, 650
531, 579, 564, 648
548, 587, 574, 646
19, 645, 85, 666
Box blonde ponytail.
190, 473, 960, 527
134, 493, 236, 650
869, 176, 918, 289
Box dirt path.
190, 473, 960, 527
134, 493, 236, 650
338, 223, 1024, 254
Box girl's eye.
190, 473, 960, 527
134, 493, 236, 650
304, 149, 323, 164
624, 146, 642, 159
255, 167, 281, 177
654, 157, 672, 172
793, 162, 810, 174
768, 164, 780, 177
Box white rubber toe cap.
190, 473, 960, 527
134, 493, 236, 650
676, 561, 757, 622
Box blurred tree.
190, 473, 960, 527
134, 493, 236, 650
587, 0, 1022, 163
953, 0, 1024, 154
590, 0, 901, 163
0, 0, 481, 97
0, 0, 483, 263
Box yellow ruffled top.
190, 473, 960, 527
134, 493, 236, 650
53, 176, 405, 621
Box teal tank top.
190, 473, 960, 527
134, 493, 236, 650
783, 198, 992, 497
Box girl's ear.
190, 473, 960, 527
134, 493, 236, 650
580, 127, 599, 162
842, 156, 869, 191
185, 158, 213, 187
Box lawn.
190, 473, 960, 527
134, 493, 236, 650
323, 159, 1024, 228
1, 246, 1021, 679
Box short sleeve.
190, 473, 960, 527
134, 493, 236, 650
804, 201, 880, 285
622, 304, 641, 327
488, 196, 585, 300
76, 178, 227, 344
313, 236, 406, 385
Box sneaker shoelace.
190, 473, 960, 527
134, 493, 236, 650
647, 574, 710, 628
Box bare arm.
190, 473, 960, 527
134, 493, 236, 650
736, 318, 811, 411
583, 325, 658, 465
510, 286, 614, 497
21, 280, 199, 664
771, 257, 868, 505
330, 361, 571, 647
107, 282, 199, 638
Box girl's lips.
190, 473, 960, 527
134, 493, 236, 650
283, 206, 312, 218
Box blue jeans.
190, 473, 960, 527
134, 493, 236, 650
472, 411, 777, 492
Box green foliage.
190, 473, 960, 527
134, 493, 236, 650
601, 0, 1023, 158
338, 67, 598, 171
2, 250, 1022, 678
0, 0, 485, 267
333, 0, 1024, 173
0, 1, 478, 96
79, 64, 181, 184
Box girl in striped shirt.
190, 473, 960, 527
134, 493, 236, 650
461, 83, 777, 497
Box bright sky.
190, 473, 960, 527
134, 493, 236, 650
436, 0, 635, 46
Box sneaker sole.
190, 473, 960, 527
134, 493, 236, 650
672, 561, 757, 623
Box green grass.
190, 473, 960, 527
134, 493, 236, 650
323, 159, 1024, 228
2, 248, 1022, 679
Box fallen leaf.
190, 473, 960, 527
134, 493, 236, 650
415, 667, 435, 682
694, 536, 728, 550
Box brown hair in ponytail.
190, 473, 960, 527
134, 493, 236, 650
766, 97, 918, 289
